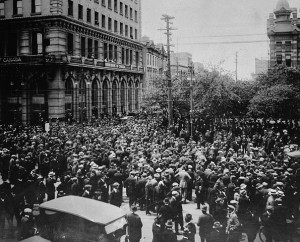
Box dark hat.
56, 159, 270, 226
131, 204, 138, 211
165, 220, 173, 228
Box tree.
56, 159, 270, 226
247, 65, 300, 119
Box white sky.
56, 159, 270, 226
141, 0, 299, 80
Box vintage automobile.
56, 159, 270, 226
21, 195, 127, 242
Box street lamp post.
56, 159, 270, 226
188, 62, 194, 139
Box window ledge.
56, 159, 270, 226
13, 14, 23, 17
31, 12, 41, 16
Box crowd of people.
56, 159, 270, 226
0, 113, 300, 242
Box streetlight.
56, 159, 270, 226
188, 62, 194, 139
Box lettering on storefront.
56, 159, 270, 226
0, 55, 55, 64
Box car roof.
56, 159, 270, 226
40, 196, 125, 225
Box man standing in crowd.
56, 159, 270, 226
126, 205, 143, 242
197, 205, 214, 242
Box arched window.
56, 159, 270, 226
92, 79, 99, 119
135, 80, 139, 110
121, 79, 126, 114
112, 80, 117, 114
128, 80, 133, 112
78, 79, 87, 122
102, 79, 108, 114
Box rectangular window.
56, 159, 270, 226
94, 40, 99, 59
114, 20, 118, 33
125, 5, 128, 18
129, 49, 132, 65
108, 17, 112, 30
125, 49, 129, 64
135, 51, 139, 66
104, 43, 108, 59
114, 0, 117, 12
68, 0, 73, 16
114, 45, 118, 62
135, 29, 137, 39
78, 4, 83, 20
108, 0, 111, 9
109, 44, 113, 60
276, 42, 282, 52
102, 14, 105, 28
14, 0, 23, 15
95, 11, 99, 25
32, 32, 42, 55
120, 22, 123, 35
286, 54, 291, 67
120, 1, 123, 15
125, 25, 128, 37
7, 32, 18, 56
0, 2, 4, 16
276, 54, 282, 65
88, 38, 93, 58
285, 41, 291, 52
87, 8, 91, 22
67, 33, 74, 55
121, 47, 125, 64
135, 10, 137, 22
130, 7, 132, 19
81, 37, 86, 57
130, 27, 133, 39
32, 0, 41, 13
102, 0, 105, 6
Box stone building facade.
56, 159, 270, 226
0, 0, 144, 124
170, 52, 192, 79
267, 0, 300, 67
141, 36, 167, 94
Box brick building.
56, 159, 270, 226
0, 0, 144, 124
267, 0, 300, 67
141, 36, 167, 94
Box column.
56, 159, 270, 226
86, 81, 92, 122
117, 82, 121, 115
21, 86, 30, 125
108, 75, 112, 114
48, 68, 65, 120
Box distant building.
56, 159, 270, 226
267, 0, 300, 67
141, 36, 167, 94
170, 52, 192, 78
193, 62, 205, 74
252, 58, 269, 79
0, 0, 144, 124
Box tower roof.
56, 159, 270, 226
275, 0, 290, 11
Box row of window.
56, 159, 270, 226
0, 0, 41, 16
276, 41, 292, 52
67, 33, 140, 66
69, 2, 137, 39
276, 54, 291, 67
99, 0, 138, 21
68, 1, 138, 23
147, 53, 163, 67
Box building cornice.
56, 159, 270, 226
0, 15, 144, 50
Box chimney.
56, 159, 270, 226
291, 8, 297, 19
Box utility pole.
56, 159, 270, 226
159, 14, 176, 131
189, 62, 194, 139
235, 52, 238, 82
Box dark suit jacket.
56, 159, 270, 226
110, 189, 122, 207
126, 212, 143, 240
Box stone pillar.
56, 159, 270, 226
117, 81, 121, 115
48, 68, 65, 120
48, 29, 66, 55
21, 87, 30, 125
73, 84, 79, 121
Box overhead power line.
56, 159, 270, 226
178, 33, 266, 38
177, 40, 268, 45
